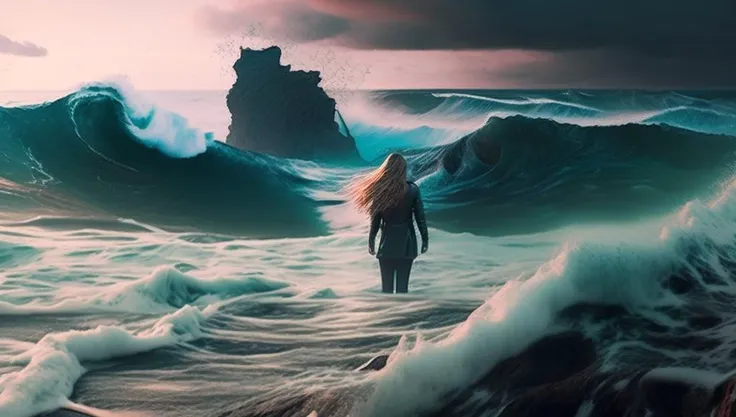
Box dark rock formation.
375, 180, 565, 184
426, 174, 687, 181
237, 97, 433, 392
225, 46, 362, 162
478, 331, 597, 390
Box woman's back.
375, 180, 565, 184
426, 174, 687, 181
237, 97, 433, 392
370, 182, 427, 260
378, 182, 418, 225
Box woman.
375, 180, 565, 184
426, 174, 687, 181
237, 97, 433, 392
348, 153, 429, 293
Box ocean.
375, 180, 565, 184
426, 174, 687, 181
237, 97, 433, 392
1, 84, 736, 417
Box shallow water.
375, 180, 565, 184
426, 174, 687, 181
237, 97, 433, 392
0, 214, 562, 417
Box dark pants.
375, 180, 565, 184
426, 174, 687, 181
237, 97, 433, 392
379, 258, 414, 293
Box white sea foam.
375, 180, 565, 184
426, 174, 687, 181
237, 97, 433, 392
0, 305, 211, 417
73, 79, 215, 158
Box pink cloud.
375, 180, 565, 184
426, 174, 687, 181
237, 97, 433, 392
306, 0, 420, 21
0, 34, 47, 57
198, 0, 349, 42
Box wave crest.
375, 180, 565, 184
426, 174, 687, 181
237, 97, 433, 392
0, 266, 290, 315
68, 82, 213, 159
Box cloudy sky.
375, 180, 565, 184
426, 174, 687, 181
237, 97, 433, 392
1, 0, 734, 90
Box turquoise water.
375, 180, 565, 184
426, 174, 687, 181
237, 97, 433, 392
1, 87, 736, 417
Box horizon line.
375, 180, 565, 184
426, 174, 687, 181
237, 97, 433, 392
4, 87, 736, 93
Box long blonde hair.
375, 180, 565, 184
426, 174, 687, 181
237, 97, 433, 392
348, 153, 409, 215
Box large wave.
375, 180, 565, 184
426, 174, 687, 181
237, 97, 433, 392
395, 115, 736, 236
0, 83, 328, 238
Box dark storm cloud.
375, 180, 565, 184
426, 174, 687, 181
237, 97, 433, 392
0, 34, 47, 57
200, 0, 736, 87
202, 0, 736, 51
495, 49, 736, 89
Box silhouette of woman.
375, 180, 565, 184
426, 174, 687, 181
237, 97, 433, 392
348, 153, 429, 293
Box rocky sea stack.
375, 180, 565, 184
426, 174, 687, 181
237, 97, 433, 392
225, 46, 362, 162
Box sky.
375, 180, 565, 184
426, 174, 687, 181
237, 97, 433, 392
1, 0, 734, 91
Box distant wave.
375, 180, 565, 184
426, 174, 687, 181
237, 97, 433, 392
643, 106, 736, 136
345, 89, 736, 137
431, 91, 605, 117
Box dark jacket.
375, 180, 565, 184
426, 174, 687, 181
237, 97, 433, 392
369, 182, 429, 260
